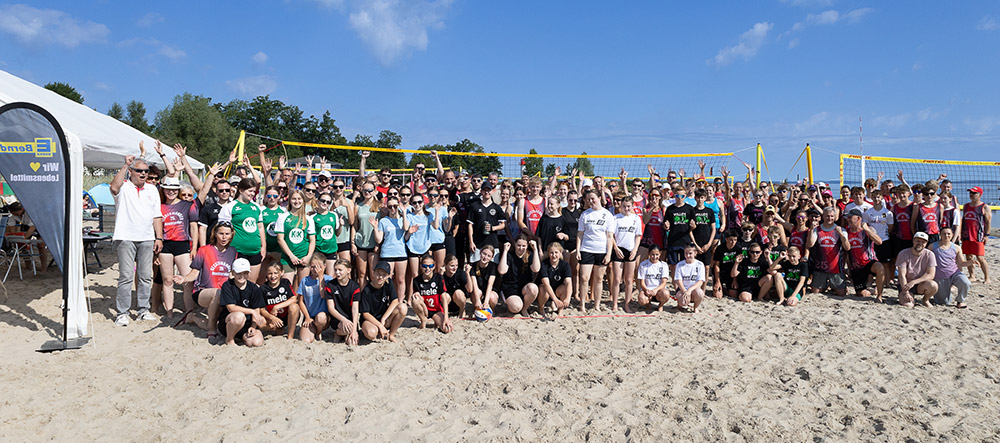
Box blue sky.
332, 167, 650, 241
2, 0, 999, 180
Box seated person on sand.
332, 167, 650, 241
174, 223, 237, 337
712, 230, 742, 299
469, 245, 500, 314
7, 201, 49, 271
325, 258, 362, 345
441, 254, 472, 319
771, 246, 808, 307
672, 245, 706, 312
538, 242, 573, 317
218, 258, 266, 347
360, 261, 407, 343
895, 231, 938, 308
297, 253, 333, 343
844, 208, 886, 302
637, 245, 670, 311
930, 226, 974, 308
410, 254, 454, 333
807, 207, 850, 297
259, 261, 299, 339
731, 243, 773, 302
497, 237, 542, 316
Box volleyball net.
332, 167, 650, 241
278, 140, 746, 184
840, 154, 1000, 209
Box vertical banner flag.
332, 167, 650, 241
0, 103, 69, 272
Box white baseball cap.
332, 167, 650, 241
913, 232, 929, 241
232, 258, 251, 273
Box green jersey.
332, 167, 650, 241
312, 211, 339, 255
261, 206, 288, 254
219, 200, 263, 255
276, 213, 315, 265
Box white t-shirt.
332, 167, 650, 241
638, 259, 669, 289
673, 259, 706, 290
844, 201, 872, 217
112, 180, 162, 241
577, 208, 615, 254
613, 212, 642, 251
862, 206, 893, 241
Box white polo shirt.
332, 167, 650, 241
112, 180, 162, 241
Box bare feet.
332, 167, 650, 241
922, 300, 932, 308
387, 333, 398, 343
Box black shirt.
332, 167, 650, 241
262, 278, 294, 308
325, 278, 361, 319
442, 270, 469, 294
360, 280, 395, 318
737, 258, 770, 287
665, 203, 695, 247
713, 243, 742, 284
199, 200, 225, 234
467, 200, 503, 248
455, 192, 478, 234
743, 202, 766, 225
767, 244, 787, 264
413, 273, 446, 296
539, 259, 571, 287
471, 261, 498, 292
501, 250, 535, 289
219, 279, 266, 316
691, 205, 716, 246
537, 213, 577, 251
776, 259, 809, 288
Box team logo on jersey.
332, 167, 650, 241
850, 236, 865, 248
267, 222, 277, 237
489, 208, 497, 216
819, 236, 837, 247
320, 225, 335, 240
288, 228, 305, 244
242, 217, 258, 233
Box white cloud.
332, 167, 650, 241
808, 10, 841, 25
252, 51, 268, 65
0, 4, 109, 48
137, 12, 164, 28
310, 0, 346, 9
158, 44, 186, 61
710, 22, 773, 67
788, 38, 800, 49
779, 0, 834, 7
348, 0, 454, 66
226, 75, 277, 96
912, 62, 922, 70
782, 8, 873, 40
963, 116, 1000, 135
842, 8, 873, 23
976, 16, 1000, 31
120, 38, 187, 62
94, 81, 111, 91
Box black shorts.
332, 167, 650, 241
162, 240, 191, 256
738, 281, 762, 295
429, 242, 446, 252
502, 284, 523, 299
448, 299, 463, 316
874, 241, 893, 263
237, 252, 263, 266
357, 246, 375, 253
380, 256, 407, 262
849, 261, 876, 291
192, 289, 202, 306
218, 313, 254, 342
579, 251, 608, 266
926, 233, 940, 244
338, 241, 351, 253
153, 265, 162, 285
611, 246, 636, 263
407, 248, 429, 258
665, 245, 686, 265
697, 251, 712, 267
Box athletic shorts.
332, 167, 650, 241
356, 246, 375, 253
192, 289, 202, 307
849, 261, 876, 291
338, 241, 351, 253
237, 252, 263, 266
874, 241, 893, 263
665, 245, 686, 265
407, 248, 429, 258
218, 313, 254, 342
697, 251, 712, 267
448, 299, 463, 316
429, 242, 447, 252
501, 284, 522, 299
962, 240, 985, 256
380, 256, 407, 262
738, 281, 762, 295
811, 270, 847, 291
162, 240, 191, 256
579, 251, 608, 266
281, 262, 307, 274
611, 246, 636, 263
926, 233, 940, 244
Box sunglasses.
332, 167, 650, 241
428, 194, 440, 198
265, 193, 279, 198
750, 250, 762, 254
304, 189, 316, 193
319, 199, 332, 204
217, 221, 233, 227
743, 228, 754, 232
400, 194, 412, 198
146, 176, 160, 181
363, 188, 375, 193
217, 188, 232, 193
421, 263, 434, 269
131, 168, 149, 174
411, 200, 423, 205
277, 187, 287, 191
332, 185, 344, 189
180, 194, 193, 198
924, 191, 936, 195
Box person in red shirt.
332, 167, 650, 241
962, 186, 992, 284
807, 207, 850, 296
844, 209, 886, 301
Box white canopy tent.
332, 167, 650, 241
0, 69, 204, 170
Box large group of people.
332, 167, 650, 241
109, 142, 993, 346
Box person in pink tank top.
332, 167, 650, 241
517, 177, 545, 239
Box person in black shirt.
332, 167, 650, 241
731, 243, 774, 303
259, 261, 299, 340
498, 236, 541, 316
467, 183, 505, 263
535, 196, 576, 254
325, 259, 362, 345
664, 186, 696, 269
441, 255, 471, 318
691, 189, 717, 267
743, 190, 767, 226
538, 242, 573, 317
409, 255, 453, 333
360, 261, 406, 342
470, 245, 500, 311
218, 258, 266, 347
772, 246, 809, 306
712, 230, 742, 298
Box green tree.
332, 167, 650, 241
126, 100, 152, 133
572, 152, 595, 176
361, 130, 405, 169
107, 102, 125, 122
523, 148, 543, 177
215, 96, 348, 162
544, 163, 557, 177
44, 82, 84, 104
154, 93, 239, 163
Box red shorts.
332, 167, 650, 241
267, 304, 289, 321
962, 240, 985, 256
421, 294, 443, 313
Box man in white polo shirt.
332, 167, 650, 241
110, 155, 164, 326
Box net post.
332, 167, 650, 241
235, 130, 246, 166
755, 143, 762, 187
839, 154, 845, 188
806, 144, 814, 184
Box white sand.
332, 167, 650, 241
1, 242, 1000, 441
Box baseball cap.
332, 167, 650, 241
808, 185, 817, 191
913, 231, 929, 241
968, 186, 984, 194
846, 208, 863, 218
374, 261, 391, 274
318, 170, 332, 179
233, 258, 251, 274
765, 205, 777, 214
480, 182, 494, 192
228, 175, 241, 184
161, 177, 181, 189
822, 190, 833, 197
581, 178, 593, 187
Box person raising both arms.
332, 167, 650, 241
353, 182, 380, 288
497, 236, 542, 316
156, 176, 200, 320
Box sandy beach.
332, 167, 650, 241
2, 241, 1000, 441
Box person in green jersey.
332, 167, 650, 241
259, 185, 288, 267
312, 192, 343, 276
276, 189, 316, 288
218, 178, 266, 282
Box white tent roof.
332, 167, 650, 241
0, 69, 204, 170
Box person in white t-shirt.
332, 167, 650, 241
610, 194, 642, 313
843, 186, 872, 224
673, 245, 706, 313
637, 245, 670, 311
862, 189, 895, 264
110, 155, 165, 327
576, 189, 615, 311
